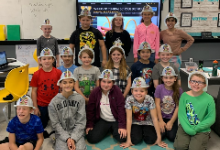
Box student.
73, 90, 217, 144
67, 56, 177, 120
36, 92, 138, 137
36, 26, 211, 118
174, 71, 216, 150
131, 41, 155, 97
154, 66, 183, 142
31, 48, 62, 129
120, 77, 167, 148
57, 46, 77, 73
105, 39, 131, 98
73, 45, 100, 104
48, 70, 86, 150
152, 44, 181, 88
69, 7, 107, 67
133, 4, 160, 63
86, 69, 126, 143
105, 12, 131, 57
160, 13, 194, 70
0, 95, 44, 150
37, 19, 60, 67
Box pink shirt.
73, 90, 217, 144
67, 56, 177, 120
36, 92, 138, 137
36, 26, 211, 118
133, 23, 160, 59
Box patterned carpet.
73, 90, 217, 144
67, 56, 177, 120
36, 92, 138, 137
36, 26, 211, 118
86, 134, 174, 150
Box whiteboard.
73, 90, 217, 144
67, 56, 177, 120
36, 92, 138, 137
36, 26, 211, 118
0, 0, 77, 39
15, 44, 69, 67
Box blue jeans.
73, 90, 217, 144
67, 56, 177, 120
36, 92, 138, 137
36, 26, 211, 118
38, 106, 49, 128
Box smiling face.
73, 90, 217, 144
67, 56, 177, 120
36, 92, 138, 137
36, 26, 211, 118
79, 16, 92, 29
142, 12, 153, 23
41, 25, 52, 36
159, 52, 173, 63
113, 17, 123, 27
110, 49, 123, 64
162, 76, 176, 87
189, 75, 206, 93
132, 88, 147, 102
17, 106, 32, 122
79, 52, 92, 66
100, 78, 114, 93
166, 17, 177, 29
61, 55, 73, 66
40, 56, 54, 69
139, 49, 151, 61
60, 78, 75, 93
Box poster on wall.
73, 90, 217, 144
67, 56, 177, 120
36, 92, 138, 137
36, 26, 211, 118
180, 13, 192, 27
181, 0, 193, 8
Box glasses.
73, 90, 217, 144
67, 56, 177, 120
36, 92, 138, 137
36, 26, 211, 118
190, 80, 205, 85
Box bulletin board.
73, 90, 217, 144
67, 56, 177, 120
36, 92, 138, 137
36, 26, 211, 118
169, 0, 220, 36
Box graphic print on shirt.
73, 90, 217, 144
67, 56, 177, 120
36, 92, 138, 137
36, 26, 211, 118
161, 96, 175, 114
78, 74, 96, 97
141, 68, 152, 85
186, 102, 200, 125
132, 106, 149, 121
41, 79, 58, 97
79, 31, 96, 49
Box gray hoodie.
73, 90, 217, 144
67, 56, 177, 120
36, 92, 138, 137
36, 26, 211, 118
48, 93, 87, 150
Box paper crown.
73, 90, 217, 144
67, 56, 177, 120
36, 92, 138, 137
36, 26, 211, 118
57, 69, 77, 86
161, 66, 177, 76
14, 95, 35, 109
164, 12, 179, 26
138, 41, 151, 51
188, 71, 208, 92
60, 47, 73, 56
99, 69, 115, 80
78, 7, 92, 17
109, 38, 126, 57
159, 44, 172, 53
38, 47, 55, 59
141, 4, 155, 15
131, 77, 149, 88
78, 44, 95, 65
40, 19, 52, 28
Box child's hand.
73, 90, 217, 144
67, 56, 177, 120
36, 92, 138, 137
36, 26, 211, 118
86, 128, 93, 134
153, 138, 167, 148
159, 121, 166, 133
120, 141, 134, 149
118, 128, 127, 139
34, 107, 41, 116
101, 60, 107, 68
67, 138, 76, 150
166, 121, 173, 131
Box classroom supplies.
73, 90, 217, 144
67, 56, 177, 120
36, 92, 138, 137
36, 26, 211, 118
0, 25, 6, 41
7, 25, 20, 41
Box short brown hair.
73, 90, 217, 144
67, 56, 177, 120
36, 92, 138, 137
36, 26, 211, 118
190, 73, 206, 84
79, 49, 94, 59
78, 16, 92, 20
165, 17, 177, 23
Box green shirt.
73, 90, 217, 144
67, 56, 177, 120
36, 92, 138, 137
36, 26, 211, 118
178, 92, 216, 135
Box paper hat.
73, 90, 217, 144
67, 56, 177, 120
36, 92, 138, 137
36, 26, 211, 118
38, 47, 55, 59
78, 44, 95, 65
159, 44, 172, 53
141, 4, 155, 15
164, 12, 179, 26
14, 95, 35, 109
188, 71, 208, 92
78, 7, 92, 17
109, 38, 126, 58
40, 19, 52, 28
111, 12, 123, 23
57, 69, 77, 86
60, 47, 73, 56
137, 41, 151, 52
99, 69, 115, 80
161, 66, 178, 76
131, 77, 149, 88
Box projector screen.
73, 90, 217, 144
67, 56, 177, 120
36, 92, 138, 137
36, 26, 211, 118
76, 0, 162, 39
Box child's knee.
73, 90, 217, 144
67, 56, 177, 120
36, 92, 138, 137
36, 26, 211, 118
143, 136, 156, 145
18, 145, 25, 150
174, 139, 189, 150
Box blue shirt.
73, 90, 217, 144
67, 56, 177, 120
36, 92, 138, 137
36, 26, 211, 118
7, 114, 44, 144
57, 65, 78, 73
131, 60, 155, 84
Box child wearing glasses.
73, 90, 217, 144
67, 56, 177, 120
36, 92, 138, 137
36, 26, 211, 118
174, 71, 216, 150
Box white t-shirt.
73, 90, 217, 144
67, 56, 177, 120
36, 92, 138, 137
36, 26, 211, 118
100, 92, 116, 122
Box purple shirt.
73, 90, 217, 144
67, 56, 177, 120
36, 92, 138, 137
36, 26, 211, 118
154, 84, 183, 119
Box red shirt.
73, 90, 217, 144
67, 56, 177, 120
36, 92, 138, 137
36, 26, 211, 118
30, 68, 62, 107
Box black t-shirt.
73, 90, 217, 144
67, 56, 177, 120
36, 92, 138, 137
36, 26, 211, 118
69, 27, 104, 67
105, 30, 131, 56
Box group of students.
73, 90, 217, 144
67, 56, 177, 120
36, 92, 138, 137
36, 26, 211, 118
0, 4, 216, 150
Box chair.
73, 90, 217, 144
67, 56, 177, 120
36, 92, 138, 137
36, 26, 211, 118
29, 49, 39, 74
0, 64, 29, 122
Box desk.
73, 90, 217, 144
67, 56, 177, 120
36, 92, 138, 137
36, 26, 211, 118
180, 68, 220, 92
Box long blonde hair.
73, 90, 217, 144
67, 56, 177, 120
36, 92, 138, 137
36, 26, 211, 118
106, 47, 129, 80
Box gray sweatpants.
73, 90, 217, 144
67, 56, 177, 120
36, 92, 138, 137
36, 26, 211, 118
174, 125, 210, 150
55, 136, 87, 150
